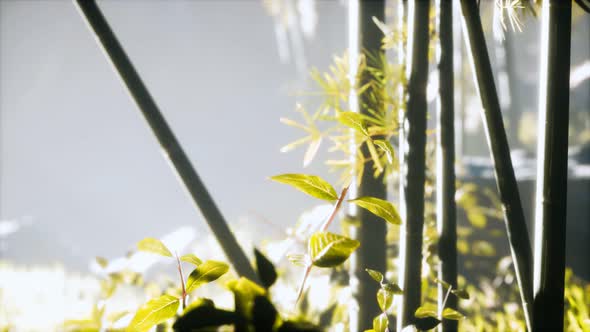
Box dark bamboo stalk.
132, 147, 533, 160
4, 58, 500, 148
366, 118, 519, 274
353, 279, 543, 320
397, 0, 430, 329
459, 1, 533, 330
435, 1, 457, 331
348, 0, 387, 329
74, 0, 259, 283
533, 0, 571, 330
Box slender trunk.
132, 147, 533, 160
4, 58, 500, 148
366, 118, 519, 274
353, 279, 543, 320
435, 1, 457, 331
533, 1, 571, 330
459, 1, 533, 330
348, 0, 387, 330
74, 0, 259, 283
397, 0, 430, 329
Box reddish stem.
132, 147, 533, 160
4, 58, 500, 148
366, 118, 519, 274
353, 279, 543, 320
175, 252, 186, 310
320, 185, 350, 232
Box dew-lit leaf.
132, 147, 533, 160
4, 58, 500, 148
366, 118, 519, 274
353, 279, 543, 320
270, 174, 338, 202
137, 238, 173, 258
308, 232, 360, 268
374, 139, 396, 164
366, 268, 384, 283
382, 283, 403, 294
414, 306, 438, 319
303, 137, 322, 167
186, 260, 229, 293
452, 289, 470, 300
373, 313, 389, 332
336, 112, 369, 137
377, 288, 394, 312
442, 308, 464, 320
349, 196, 401, 225
127, 294, 179, 332
180, 254, 202, 266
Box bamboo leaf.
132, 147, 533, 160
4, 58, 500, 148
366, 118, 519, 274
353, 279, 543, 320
336, 111, 369, 137
270, 174, 338, 201
308, 232, 360, 268
303, 137, 322, 167
413, 317, 441, 331
451, 289, 470, 300
373, 313, 389, 332
349, 196, 402, 225
180, 254, 202, 266
382, 283, 403, 294
366, 268, 384, 283
186, 260, 229, 293
414, 306, 438, 319
377, 288, 394, 312
137, 238, 173, 258
442, 308, 464, 320
373, 139, 396, 164
127, 294, 179, 332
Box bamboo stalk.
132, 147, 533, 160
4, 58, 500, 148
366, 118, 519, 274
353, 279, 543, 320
74, 0, 259, 283
459, 1, 533, 330
397, 0, 430, 329
348, 0, 387, 330
533, 0, 571, 330
435, 1, 457, 331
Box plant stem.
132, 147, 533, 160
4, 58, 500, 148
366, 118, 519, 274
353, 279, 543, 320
397, 0, 430, 330
533, 0, 571, 330
459, 1, 533, 330
74, 0, 259, 284
348, 0, 388, 329
435, 1, 457, 331
320, 186, 350, 232
175, 253, 187, 310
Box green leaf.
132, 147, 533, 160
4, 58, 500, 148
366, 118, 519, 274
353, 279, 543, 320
270, 174, 338, 201
336, 111, 369, 137
95, 256, 108, 269
366, 268, 384, 283
186, 260, 229, 293
442, 308, 464, 320
226, 277, 266, 319
451, 289, 470, 300
254, 248, 278, 289
180, 254, 202, 266
136, 238, 173, 258
373, 313, 388, 332
382, 283, 403, 294
252, 296, 278, 331
374, 139, 396, 164
414, 306, 438, 319
349, 196, 402, 225
308, 232, 360, 268
413, 317, 441, 331
377, 288, 394, 312
127, 294, 179, 332
433, 277, 451, 289
173, 299, 236, 331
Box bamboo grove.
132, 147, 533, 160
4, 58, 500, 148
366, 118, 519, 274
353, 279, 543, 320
73, 0, 582, 331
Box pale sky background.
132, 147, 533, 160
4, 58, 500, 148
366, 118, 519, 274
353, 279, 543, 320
0, 0, 347, 270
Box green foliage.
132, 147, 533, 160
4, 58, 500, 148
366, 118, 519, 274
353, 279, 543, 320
137, 237, 173, 257
186, 260, 229, 293
270, 173, 338, 201
254, 248, 278, 289
349, 196, 402, 225
179, 254, 202, 266
128, 294, 179, 332
308, 231, 360, 268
